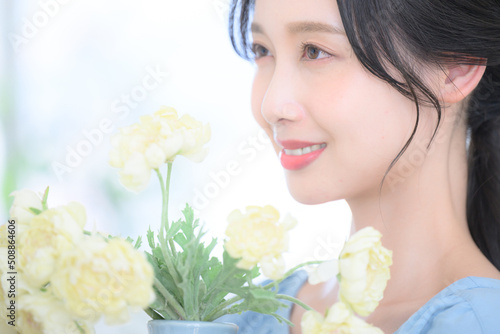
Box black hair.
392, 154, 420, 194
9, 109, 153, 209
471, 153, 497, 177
228, 0, 500, 270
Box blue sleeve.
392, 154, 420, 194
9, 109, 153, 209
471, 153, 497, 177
425, 302, 483, 334
397, 277, 500, 334
428, 281, 500, 334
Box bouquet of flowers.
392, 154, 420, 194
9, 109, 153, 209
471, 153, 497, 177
2, 106, 393, 334
1, 188, 154, 333
107, 107, 304, 323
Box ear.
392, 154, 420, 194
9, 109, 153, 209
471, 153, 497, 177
440, 63, 486, 104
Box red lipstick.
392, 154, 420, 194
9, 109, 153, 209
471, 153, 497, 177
277, 140, 326, 171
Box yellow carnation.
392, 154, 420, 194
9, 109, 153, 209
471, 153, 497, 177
224, 206, 296, 279
17, 289, 94, 334
52, 236, 155, 324
18, 202, 86, 288
338, 227, 392, 317
9, 189, 43, 226
109, 107, 210, 192
302, 302, 384, 334
308, 259, 340, 285
0, 321, 17, 334
0, 245, 14, 332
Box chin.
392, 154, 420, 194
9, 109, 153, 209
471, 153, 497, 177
286, 180, 338, 205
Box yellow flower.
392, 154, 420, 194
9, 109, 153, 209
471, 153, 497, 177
17, 289, 94, 334
308, 259, 340, 285
18, 202, 87, 288
301, 302, 384, 334
301, 309, 332, 334
8, 189, 43, 226
52, 236, 155, 324
0, 246, 15, 333
109, 107, 211, 192
224, 206, 296, 279
0, 321, 17, 334
338, 227, 392, 317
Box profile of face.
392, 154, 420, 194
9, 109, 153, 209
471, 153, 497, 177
250, 0, 439, 204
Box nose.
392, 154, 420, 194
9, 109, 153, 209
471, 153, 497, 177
260, 68, 305, 126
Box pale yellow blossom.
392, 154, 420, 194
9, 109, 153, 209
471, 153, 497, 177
18, 202, 87, 288
0, 321, 17, 334
0, 243, 15, 333
9, 189, 43, 226
118, 152, 152, 193
338, 227, 392, 317
17, 289, 94, 334
308, 259, 340, 285
301, 302, 384, 334
52, 236, 155, 324
109, 107, 210, 192
224, 206, 296, 279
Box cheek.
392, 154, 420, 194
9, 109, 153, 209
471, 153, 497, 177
320, 67, 415, 142
311, 69, 418, 174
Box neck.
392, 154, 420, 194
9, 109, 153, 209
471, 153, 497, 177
346, 118, 481, 305
341, 115, 500, 333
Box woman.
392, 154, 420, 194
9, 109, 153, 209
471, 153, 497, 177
221, 0, 500, 333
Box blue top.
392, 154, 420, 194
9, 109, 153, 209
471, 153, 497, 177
217, 272, 500, 333
395, 276, 500, 333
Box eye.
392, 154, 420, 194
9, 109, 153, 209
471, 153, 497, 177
301, 43, 332, 60
251, 43, 271, 60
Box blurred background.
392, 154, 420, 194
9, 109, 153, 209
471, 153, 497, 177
0, 0, 351, 332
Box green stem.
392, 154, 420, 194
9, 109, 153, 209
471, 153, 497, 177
207, 304, 243, 321
74, 321, 85, 334
276, 294, 313, 311
153, 305, 178, 320
156, 168, 169, 237
205, 260, 324, 321
155, 168, 181, 285
164, 162, 172, 230
144, 307, 165, 320
203, 295, 242, 321
206, 286, 314, 321
164, 163, 178, 257
154, 277, 187, 319
262, 260, 323, 289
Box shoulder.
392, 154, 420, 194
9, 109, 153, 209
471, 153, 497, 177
215, 271, 308, 334
396, 277, 500, 334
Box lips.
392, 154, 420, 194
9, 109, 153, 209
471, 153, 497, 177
277, 140, 327, 171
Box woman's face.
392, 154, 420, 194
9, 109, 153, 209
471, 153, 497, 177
250, 0, 430, 204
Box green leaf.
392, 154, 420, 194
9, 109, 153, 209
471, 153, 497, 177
165, 220, 182, 239
144, 202, 296, 324
249, 288, 277, 300
124, 236, 142, 249
173, 233, 188, 250
201, 257, 222, 288
29, 207, 42, 215
147, 228, 156, 249
134, 236, 142, 249
41, 186, 49, 211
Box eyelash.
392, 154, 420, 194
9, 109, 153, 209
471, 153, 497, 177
300, 42, 333, 60
250, 43, 333, 61
251, 44, 270, 60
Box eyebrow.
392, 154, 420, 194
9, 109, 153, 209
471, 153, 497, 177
251, 21, 346, 35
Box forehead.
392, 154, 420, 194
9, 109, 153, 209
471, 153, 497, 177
252, 0, 344, 31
